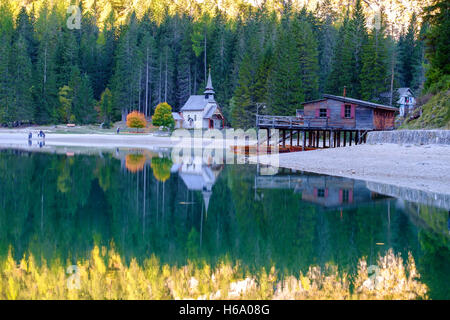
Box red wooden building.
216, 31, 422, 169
299, 94, 396, 131
257, 94, 398, 149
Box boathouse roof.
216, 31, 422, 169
302, 94, 398, 112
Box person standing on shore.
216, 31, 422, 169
117, 127, 120, 134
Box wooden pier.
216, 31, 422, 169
257, 115, 369, 150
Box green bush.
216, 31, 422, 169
152, 102, 175, 129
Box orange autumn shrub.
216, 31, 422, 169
126, 111, 147, 132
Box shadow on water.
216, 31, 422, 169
0, 147, 448, 298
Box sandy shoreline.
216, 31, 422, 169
251, 143, 450, 196
0, 131, 261, 153
0, 132, 178, 149
1, 131, 450, 196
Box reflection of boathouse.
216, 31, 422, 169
255, 172, 390, 209
171, 157, 223, 211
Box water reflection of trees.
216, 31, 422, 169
0, 149, 448, 298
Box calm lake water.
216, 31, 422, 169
0, 147, 449, 299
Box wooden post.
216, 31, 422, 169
322, 131, 326, 148
356, 131, 360, 145
267, 128, 270, 153
282, 130, 286, 148
308, 131, 312, 147
312, 131, 315, 147
349, 131, 352, 146
328, 130, 331, 148
337, 131, 341, 147
303, 131, 306, 150
297, 130, 300, 146
290, 130, 293, 148
316, 130, 320, 148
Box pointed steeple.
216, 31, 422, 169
202, 189, 211, 217
204, 67, 215, 100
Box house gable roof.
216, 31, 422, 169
397, 87, 414, 97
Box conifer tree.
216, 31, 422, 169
315, 0, 338, 94
33, 2, 61, 123
111, 13, 140, 121
12, 34, 34, 122
0, 0, 14, 124
350, 0, 368, 98
327, 14, 353, 96
98, 88, 114, 125
423, 0, 450, 90
267, 18, 304, 116
292, 16, 320, 101
360, 14, 389, 102
177, 28, 194, 110
398, 13, 422, 89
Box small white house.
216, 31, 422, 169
397, 88, 416, 117
179, 70, 225, 129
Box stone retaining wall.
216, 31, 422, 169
366, 181, 450, 211
367, 130, 450, 145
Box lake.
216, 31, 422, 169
0, 147, 448, 299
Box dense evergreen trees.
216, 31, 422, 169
422, 0, 450, 91
0, 0, 436, 128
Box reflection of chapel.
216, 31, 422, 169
171, 157, 223, 212
179, 69, 226, 129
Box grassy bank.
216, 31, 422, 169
1, 246, 427, 300
402, 78, 450, 129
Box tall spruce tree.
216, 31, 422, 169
423, 0, 449, 90
350, 0, 368, 98
292, 15, 320, 101
111, 13, 140, 120
33, 2, 61, 123
0, 0, 14, 124
231, 37, 265, 129
267, 18, 304, 116
398, 13, 422, 89
12, 34, 34, 122
326, 13, 353, 96
360, 12, 390, 102
315, 0, 338, 94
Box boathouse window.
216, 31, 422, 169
319, 108, 327, 118
317, 189, 325, 197
342, 189, 349, 203
344, 105, 352, 118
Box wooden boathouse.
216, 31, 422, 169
257, 94, 397, 150
254, 172, 391, 209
